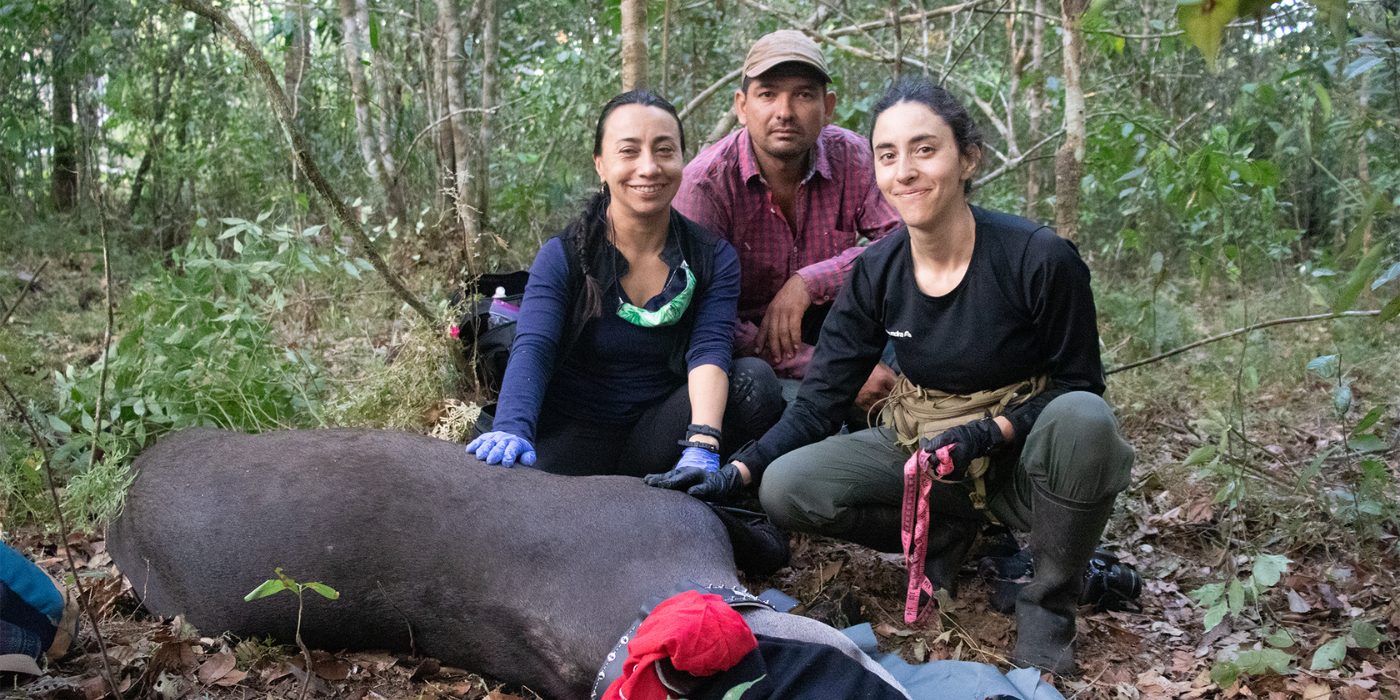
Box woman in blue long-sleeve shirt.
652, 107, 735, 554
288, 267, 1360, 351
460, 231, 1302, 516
468, 91, 783, 478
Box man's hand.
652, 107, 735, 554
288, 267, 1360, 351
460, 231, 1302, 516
855, 362, 897, 413
755, 274, 811, 363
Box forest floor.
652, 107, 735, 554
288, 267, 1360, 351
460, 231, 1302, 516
9, 396, 1399, 700
3, 246, 1399, 700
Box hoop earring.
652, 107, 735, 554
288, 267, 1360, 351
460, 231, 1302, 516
600, 181, 609, 194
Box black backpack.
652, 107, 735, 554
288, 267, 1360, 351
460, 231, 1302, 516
450, 271, 529, 394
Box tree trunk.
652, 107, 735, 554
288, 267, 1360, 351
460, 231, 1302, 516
362, 0, 408, 227
475, 0, 497, 233
51, 26, 78, 212
1003, 6, 1020, 172
660, 0, 672, 94
1024, 0, 1045, 219
285, 0, 310, 203
437, 0, 481, 271
170, 0, 436, 324
891, 0, 902, 81
129, 27, 197, 218
620, 0, 647, 90
704, 109, 738, 150
1053, 0, 1088, 242
338, 0, 402, 229
429, 25, 452, 215
284, 0, 310, 117
77, 72, 101, 205
1357, 70, 1371, 252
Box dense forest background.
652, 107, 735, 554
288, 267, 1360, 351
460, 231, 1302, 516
1, 0, 1399, 696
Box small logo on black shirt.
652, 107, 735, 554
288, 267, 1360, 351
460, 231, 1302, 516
886, 329, 912, 338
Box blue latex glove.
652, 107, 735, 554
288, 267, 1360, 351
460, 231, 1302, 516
465, 431, 536, 467
675, 445, 721, 473
644, 449, 746, 502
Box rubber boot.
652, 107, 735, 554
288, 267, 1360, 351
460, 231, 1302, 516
922, 517, 980, 597
846, 507, 980, 597
708, 505, 792, 577
1012, 483, 1116, 675
846, 506, 904, 553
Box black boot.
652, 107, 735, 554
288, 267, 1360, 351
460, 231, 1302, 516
847, 507, 980, 597
922, 517, 980, 597
708, 505, 791, 577
846, 506, 904, 553
1012, 483, 1116, 675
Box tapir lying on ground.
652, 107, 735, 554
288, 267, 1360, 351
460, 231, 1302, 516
108, 428, 907, 700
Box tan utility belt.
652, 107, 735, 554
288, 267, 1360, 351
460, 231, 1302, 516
880, 374, 1047, 515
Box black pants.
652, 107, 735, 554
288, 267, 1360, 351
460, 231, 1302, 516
529, 357, 784, 477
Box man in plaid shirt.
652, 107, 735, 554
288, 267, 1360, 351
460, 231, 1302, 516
674, 31, 901, 409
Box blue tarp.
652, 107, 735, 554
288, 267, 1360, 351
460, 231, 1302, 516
842, 624, 1067, 700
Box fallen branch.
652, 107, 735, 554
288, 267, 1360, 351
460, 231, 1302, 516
2, 260, 49, 324
1106, 310, 1383, 375
0, 377, 122, 699
167, 0, 434, 323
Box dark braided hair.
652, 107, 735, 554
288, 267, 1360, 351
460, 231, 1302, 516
870, 77, 984, 195
568, 90, 687, 325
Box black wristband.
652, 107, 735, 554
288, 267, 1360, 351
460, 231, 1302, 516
686, 423, 722, 441
677, 439, 720, 455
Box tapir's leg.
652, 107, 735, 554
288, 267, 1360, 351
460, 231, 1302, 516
742, 609, 911, 699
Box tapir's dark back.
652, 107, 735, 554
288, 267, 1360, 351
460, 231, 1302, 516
108, 428, 739, 700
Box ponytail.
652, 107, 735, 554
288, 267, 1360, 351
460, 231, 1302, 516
569, 184, 610, 327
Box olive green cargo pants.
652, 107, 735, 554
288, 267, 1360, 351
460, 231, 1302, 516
757, 392, 1135, 540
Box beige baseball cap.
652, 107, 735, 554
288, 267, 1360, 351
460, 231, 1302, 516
742, 30, 830, 82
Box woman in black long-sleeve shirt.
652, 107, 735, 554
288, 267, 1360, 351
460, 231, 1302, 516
647, 78, 1134, 675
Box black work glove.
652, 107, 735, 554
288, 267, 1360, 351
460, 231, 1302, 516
643, 463, 747, 502
919, 419, 1005, 481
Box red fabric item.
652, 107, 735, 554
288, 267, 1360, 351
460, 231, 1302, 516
602, 590, 758, 700
901, 444, 956, 625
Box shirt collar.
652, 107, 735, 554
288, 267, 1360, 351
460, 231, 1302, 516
740, 126, 831, 186
592, 213, 686, 282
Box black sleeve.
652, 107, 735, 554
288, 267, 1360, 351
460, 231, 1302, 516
732, 254, 888, 483
1003, 232, 1106, 440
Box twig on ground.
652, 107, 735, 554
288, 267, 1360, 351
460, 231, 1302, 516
0, 377, 122, 698
87, 192, 116, 474
2, 260, 50, 324
1106, 310, 1383, 375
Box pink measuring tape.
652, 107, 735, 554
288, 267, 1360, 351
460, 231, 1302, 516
900, 444, 955, 625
